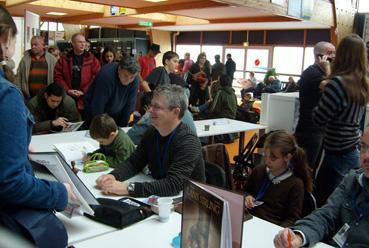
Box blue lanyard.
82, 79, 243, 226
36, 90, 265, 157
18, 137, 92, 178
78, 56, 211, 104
255, 167, 290, 201
351, 186, 369, 220
255, 178, 272, 201
156, 126, 178, 177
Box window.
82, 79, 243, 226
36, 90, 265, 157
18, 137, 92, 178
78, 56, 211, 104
358, 0, 369, 12
224, 48, 245, 72
303, 47, 314, 70
246, 48, 269, 73
175, 45, 201, 61
48, 22, 57, 31
201, 45, 223, 65
273, 46, 304, 75
57, 23, 64, 31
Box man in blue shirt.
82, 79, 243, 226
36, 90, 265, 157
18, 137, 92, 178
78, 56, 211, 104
84, 56, 140, 127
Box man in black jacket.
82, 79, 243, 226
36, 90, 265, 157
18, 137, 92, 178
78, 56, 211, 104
96, 85, 205, 197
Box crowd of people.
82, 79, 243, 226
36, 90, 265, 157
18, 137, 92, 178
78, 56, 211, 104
1, 4, 369, 247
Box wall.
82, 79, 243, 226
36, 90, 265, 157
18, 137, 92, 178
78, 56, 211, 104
150, 29, 171, 66
13, 17, 24, 73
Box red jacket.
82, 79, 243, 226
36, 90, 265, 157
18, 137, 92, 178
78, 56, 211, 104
54, 51, 100, 110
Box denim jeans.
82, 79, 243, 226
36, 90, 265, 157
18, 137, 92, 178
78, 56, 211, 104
314, 148, 360, 207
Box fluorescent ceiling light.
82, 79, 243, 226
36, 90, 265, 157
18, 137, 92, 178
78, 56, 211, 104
46, 12, 67, 16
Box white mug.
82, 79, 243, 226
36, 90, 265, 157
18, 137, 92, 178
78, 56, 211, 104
157, 198, 173, 222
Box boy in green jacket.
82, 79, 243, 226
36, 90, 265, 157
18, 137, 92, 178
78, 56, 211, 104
87, 114, 135, 168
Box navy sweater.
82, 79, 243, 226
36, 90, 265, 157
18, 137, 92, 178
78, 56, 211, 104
84, 63, 139, 127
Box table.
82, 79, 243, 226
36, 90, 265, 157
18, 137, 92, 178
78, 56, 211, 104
194, 118, 266, 154
74, 213, 333, 248
31, 118, 266, 156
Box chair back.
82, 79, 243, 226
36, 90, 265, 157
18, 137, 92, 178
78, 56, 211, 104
202, 143, 233, 190
205, 160, 227, 188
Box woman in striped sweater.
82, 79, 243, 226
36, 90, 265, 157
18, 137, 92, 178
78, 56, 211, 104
312, 34, 369, 206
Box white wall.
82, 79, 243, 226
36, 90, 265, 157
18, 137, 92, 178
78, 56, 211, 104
13, 17, 24, 73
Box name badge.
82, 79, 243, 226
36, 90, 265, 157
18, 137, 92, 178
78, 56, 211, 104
333, 223, 350, 247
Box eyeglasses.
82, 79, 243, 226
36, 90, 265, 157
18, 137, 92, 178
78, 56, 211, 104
149, 103, 169, 112
359, 142, 369, 154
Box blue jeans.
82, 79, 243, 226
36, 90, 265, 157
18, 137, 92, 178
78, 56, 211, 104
314, 148, 360, 207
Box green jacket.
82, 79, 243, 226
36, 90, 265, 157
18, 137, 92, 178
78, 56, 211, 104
92, 129, 135, 168
27, 88, 80, 134
209, 86, 237, 119
15, 50, 57, 99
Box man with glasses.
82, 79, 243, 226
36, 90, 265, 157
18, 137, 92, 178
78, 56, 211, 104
274, 126, 369, 248
84, 56, 140, 128
96, 85, 205, 197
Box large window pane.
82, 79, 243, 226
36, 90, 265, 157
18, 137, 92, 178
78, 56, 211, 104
246, 48, 269, 72
48, 22, 57, 31
273, 46, 303, 75
224, 48, 245, 71
57, 23, 64, 31
201, 45, 223, 65
40, 22, 48, 31
175, 45, 201, 62
303, 47, 314, 70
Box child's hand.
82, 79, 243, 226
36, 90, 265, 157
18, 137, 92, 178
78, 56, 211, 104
245, 195, 256, 209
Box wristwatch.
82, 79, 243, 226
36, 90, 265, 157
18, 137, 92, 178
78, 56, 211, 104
127, 182, 135, 195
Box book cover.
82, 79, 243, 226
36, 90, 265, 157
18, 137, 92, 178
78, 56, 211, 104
62, 121, 84, 132
181, 180, 244, 248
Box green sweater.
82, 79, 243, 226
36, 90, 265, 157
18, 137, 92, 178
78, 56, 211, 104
91, 129, 135, 168
209, 86, 237, 119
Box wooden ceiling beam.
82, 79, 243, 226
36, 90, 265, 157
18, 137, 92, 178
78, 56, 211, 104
209, 15, 300, 24
57, 13, 104, 23
135, 0, 228, 14
6, 0, 34, 7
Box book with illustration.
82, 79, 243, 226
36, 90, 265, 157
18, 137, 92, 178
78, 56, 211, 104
54, 141, 96, 165
181, 180, 245, 248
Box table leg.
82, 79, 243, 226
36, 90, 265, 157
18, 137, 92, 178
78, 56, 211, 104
239, 132, 245, 155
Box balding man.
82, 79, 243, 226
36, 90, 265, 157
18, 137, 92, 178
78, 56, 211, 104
295, 41, 335, 171
15, 36, 57, 100
54, 33, 100, 113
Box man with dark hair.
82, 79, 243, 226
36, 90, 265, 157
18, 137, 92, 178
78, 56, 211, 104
96, 85, 205, 197
27, 83, 80, 134
15, 36, 57, 100
142, 50, 179, 91
54, 33, 101, 113
225, 53, 236, 81
84, 56, 140, 127
211, 54, 225, 81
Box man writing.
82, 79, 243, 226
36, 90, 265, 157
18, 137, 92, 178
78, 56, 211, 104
27, 83, 80, 134
96, 85, 205, 197
274, 126, 369, 247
